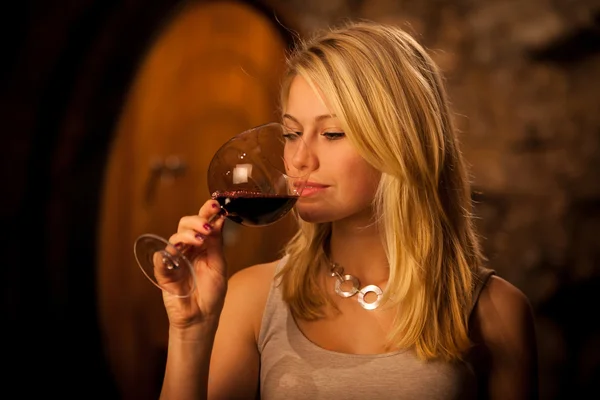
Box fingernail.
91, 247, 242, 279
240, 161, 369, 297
203, 223, 212, 231
174, 242, 184, 249
212, 203, 219, 209
195, 233, 205, 241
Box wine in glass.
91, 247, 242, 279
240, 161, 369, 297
133, 122, 310, 297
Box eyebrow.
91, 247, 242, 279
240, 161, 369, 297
282, 113, 337, 124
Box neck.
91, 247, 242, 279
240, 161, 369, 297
327, 218, 388, 282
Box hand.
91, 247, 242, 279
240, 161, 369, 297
158, 199, 228, 331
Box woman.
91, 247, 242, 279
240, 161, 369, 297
159, 21, 538, 399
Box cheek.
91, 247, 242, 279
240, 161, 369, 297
342, 160, 380, 201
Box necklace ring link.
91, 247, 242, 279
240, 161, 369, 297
334, 274, 360, 297
357, 284, 383, 310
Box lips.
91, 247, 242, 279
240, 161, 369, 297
298, 181, 328, 197
303, 181, 328, 188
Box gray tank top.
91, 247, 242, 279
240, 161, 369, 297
257, 256, 495, 399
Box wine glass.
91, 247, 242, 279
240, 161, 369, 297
133, 122, 310, 297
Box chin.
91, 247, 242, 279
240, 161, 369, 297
296, 207, 332, 224
296, 203, 375, 225
297, 211, 326, 224
296, 205, 344, 224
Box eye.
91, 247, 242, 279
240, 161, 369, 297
282, 126, 302, 141
283, 133, 300, 141
322, 131, 345, 140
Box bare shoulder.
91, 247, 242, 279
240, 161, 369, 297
472, 274, 536, 350
227, 259, 279, 298
222, 259, 280, 339
469, 274, 539, 398
229, 260, 280, 287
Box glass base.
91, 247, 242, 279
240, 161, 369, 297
133, 234, 196, 298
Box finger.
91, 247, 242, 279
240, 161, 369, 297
201, 217, 227, 273
169, 228, 225, 277
162, 233, 192, 257
168, 232, 200, 248
198, 200, 224, 224
208, 212, 226, 232
165, 233, 207, 262
177, 215, 203, 232
179, 229, 208, 245
177, 215, 213, 235
151, 251, 195, 296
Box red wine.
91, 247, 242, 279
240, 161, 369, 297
213, 191, 299, 226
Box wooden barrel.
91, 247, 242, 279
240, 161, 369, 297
97, 2, 296, 398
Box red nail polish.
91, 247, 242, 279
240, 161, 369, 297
203, 223, 212, 231
212, 203, 219, 209
195, 233, 205, 241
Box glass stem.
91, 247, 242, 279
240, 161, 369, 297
208, 206, 228, 224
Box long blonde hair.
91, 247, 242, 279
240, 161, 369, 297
277, 21, 485, 362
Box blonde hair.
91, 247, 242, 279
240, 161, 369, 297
277, 20, 485, 362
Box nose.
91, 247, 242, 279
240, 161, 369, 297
287, 135, 317, 176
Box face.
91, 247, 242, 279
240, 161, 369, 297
283, 75, 381, 225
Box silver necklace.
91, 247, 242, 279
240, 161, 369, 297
329, 262, 383, 310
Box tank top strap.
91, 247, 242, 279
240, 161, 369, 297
470, 265, 496, 317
